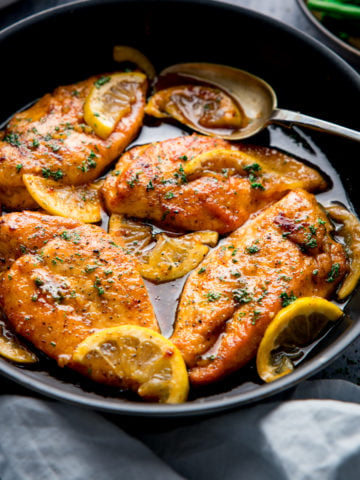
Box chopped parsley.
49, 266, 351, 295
49, 143, 60, 152
245, 244, 260, 254
280, 291, 297, 307
326, 263, 340, 283
146, 180, 154, 191
249, 174, 265, 190
174, 164, 187, 184
244, 163, 261, 173
231, 270, 241, 278
305, 237, 318, 249
42, 168, 64, 181
251, 310, 261, 325
233, 288, 252, 304
16, 164, 23, 173
198, 267, 206, 274
243, 164, 265, 190
164, 191, 175, 199
60, 231, 81, 244
304, 227, 318, 249
127, 172, 140, 188
206, 291, 221, 302
79, 151, 97, 172
34, 277, 44, 287
278, 275, 292, 282
4, 133, 21, 147
94, 277, 105, 296
94, 76, 111, 89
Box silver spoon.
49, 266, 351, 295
159, 62, 360, 142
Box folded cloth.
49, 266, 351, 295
1, 379, 360, 480
0, 395, 185, 480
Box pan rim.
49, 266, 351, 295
0, 0, 360, 416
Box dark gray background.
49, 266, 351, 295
0, 0, 359, 394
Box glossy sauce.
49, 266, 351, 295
0, 113, 354, 372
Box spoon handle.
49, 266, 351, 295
271, 108, 360, 142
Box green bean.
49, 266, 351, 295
308, 0, 360, 19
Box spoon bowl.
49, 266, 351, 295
159, 62, 360, 142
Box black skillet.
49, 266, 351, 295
0, 0, 360, 417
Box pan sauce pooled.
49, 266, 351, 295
145, 85, 247, 135
0, 58, 358, 404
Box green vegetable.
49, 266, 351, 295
308, 0, 360, 20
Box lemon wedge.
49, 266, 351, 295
145, 85, 244, 131
256, 297, 343, 383
109, 214, 153, 254
72, 325, 189, 403
182, 148, 302, 190
113, 46, 156, 80
84, 72, 147, 139
327, 205, 360, 300
0, 322, 38, 364
139, 231, 218, 283
23, 174, 101, 223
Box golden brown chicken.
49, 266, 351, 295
102, 135, 328, 234
0, 211, 80, 273
0, 73, 147, 209
0, 212, 158, 368
171, 189, 347, 385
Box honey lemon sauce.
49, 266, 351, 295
0, 107, 354, 393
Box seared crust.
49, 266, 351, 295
102, 135, 328, 234
0, 213, 158, 367
0, 74, 147, 208
171, 189, 347, 385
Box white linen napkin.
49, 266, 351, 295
1, 379, 360, 480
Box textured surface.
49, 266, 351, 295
0, 0, 359, 389
2, 380, 360, 479
103, 135, 326, 233
0, 212, 158, 370
172, 189, 347, 384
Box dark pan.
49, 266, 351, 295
296, 0, 360, 68
0, 0, 360, 417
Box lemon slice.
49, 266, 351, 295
145, 86, 244, 131
84, 72, 147, 139
72, 325, 189, 403
0, 322, 38, 364
256, 297, 343, 383
23, 174, 101, 223
113, 46, 156, 80
182, 148, 302, 190
109, 214, 153, 254
139, 231, 218, 283
327, 205, 360, 300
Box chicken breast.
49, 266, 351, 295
0, 211, 80, 273
102, 135, 328, 234
0, 212, 158, 368
0, 74, 147, 209
171, 189, 347, 385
